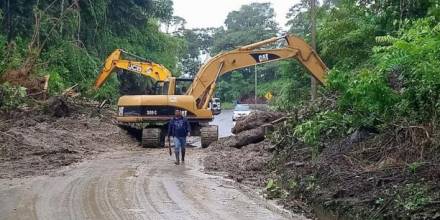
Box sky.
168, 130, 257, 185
172, 0, 300, 30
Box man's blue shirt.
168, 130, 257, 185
168, 116, 191, 137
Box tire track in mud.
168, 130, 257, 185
0, 149, 299, 220
132, 169, 162, 219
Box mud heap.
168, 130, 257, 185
204, 111, 285, 186
0, 98, 138, 178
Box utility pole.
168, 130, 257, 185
60, 0, 64, 33
254, 65, 257, 104
310, 0, 318, 101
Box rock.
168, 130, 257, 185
350, 128, 370, 144
47, 96, 69, 117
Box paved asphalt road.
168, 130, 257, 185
211, 109, 234, 137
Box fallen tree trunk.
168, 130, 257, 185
232, 111, 285, 134
210, 126, 266, 149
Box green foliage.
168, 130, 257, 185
216, 71, 252, 102
0, 37, 28, 75
225, 2, 277, 32
221, 102, 234, 110
271, 60, 312, 110
396, 183, 432, 213
288, 10, 440, 158
328, 68, 398, 128
319, 1, 377, 68
40, 41, 100, 92
374, 18, 440, 122
0, 83, 28, 110
0, 0, 185, 102
406, 161, 423, 174
209, 3, 280, 102
178, 28, 216, 77
265, 178, 284, 199
294, 111, 351, 156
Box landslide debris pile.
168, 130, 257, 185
270, 121, 440, 219
204, 111, 285, 186
0, 98, 138, 178
205, 109, 440, 219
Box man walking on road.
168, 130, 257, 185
168, 110, 191, 165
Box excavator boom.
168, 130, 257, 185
187, 35, 328, 108
94, 49, 172, 89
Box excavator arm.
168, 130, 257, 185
187, 35, 328, 109
94, 49, 172, 89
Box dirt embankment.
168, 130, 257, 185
0, 98, 138, 178
204, 110, 440, 219
273, 125, 440, 220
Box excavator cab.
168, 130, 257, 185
174, 78, 192, 95
152, 77, 193, 95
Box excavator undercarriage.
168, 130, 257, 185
116, 78, 218, 148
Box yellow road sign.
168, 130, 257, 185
265, 92, 273, 101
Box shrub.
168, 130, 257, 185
0, 83, 28, 110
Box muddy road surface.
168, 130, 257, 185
0, 148, 304, 220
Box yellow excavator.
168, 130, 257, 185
94, 49, 172, 89
94, 49, 221, 116
112, 34, 328, 148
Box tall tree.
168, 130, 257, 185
0, 0, 184, 100
212, 2, 279, 54
178, 27, 216, 77
310, 0, 318, 100
211, 2, 280, 102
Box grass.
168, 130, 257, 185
222, 102, 235, 110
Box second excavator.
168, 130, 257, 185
111, 34, 328, 148
94, 49, 172, 90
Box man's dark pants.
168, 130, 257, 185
174, 136, 186, 162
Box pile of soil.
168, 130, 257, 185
205, 140, 274, 186
0, 98, 138, 178
204, 111, 284, 187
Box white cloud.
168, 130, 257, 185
172, 0, 299, 30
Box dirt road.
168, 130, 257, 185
0, 147, 304, 220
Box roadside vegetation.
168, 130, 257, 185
270, 1, 440, 219
0, 0, 183, 106
204, 1, 440, 219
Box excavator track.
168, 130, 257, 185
141, 128, 162, 148
200, 125, 218, 148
